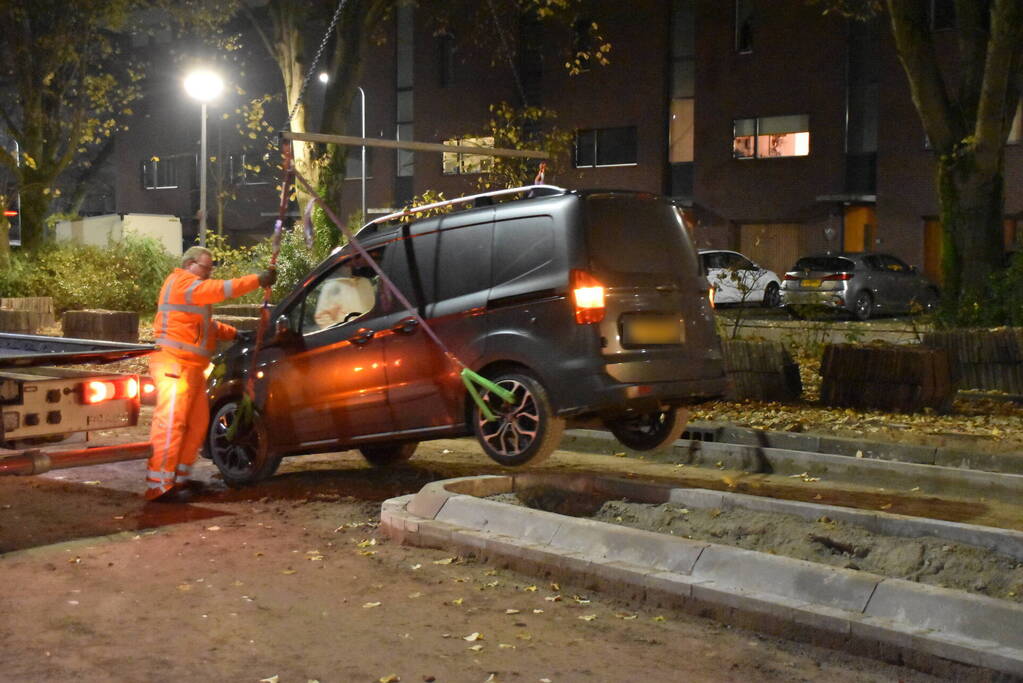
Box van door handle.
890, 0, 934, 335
348, 327, 375, 345
392, 317, 419, 334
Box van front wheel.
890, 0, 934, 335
606, 407, 689, 451
207, 399, 282, 487
473, 372, 565, 467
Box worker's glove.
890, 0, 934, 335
258, 268, 278, 287
236, 329, 256, 345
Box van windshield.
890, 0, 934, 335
584, 195, 698, 284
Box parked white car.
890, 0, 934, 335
699, 249, 782, 307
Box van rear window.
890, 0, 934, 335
584, 196, 697, 281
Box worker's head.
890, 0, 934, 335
182, 246, 214, 280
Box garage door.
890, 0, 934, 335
739, 223, 803, 276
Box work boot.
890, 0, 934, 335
148, 486, 196, 504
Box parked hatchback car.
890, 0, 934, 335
780, 252, 939, 320
204, 187, 726, 485
699, 249, 781, 307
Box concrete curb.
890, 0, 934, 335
562, 428, 1023, 505
564, 421, 1023, 476
381, 473, 1023, 679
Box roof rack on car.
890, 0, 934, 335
365, 184, 568, 229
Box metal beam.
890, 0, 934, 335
282, 131, 548, 160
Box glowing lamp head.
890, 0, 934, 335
184, 70, 224, 103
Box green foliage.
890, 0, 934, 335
0, 234, 176, 314
944, 251, 1023, 328
473, 103, 574, 192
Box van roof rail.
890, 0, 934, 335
364, 184, 568, 229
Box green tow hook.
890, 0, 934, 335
461, 368, 515, 422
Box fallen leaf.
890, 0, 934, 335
652, 616, 666, 622
378, 675, 400, 683
451, 598, 464, 606
463, 632, 482, 641
177, 584, 192, 592
468, 644, 483, 652
505, 609, 520, 615
544, 595, 561, 602
281, 569, 297, 575
578, 614, 597, 621
206, 526, 221, 531
499, 643, 515, 649
410, 564, 422, 570
524, 585, 538, 592
363, 602, 381, 609
550, 582, 560, 591
82, 481, 101, 485
880, 503, 892, 510
532, 609, 544, 614
259, 677, 279, 683
433, 557, 455, 565
408, 592, 422, 599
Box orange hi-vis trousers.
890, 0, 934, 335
146, 352, 210, 500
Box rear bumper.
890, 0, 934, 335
780, 290, 848, 311
558, 372, 728, 418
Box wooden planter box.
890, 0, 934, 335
62, 310, 140, 343
0, 297, 56, 334
923, 328, 1023, 395
722, 339, 802, 402
820, 343, 953, 413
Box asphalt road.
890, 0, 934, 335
0, 437, 944, 682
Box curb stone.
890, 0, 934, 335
381, 474, 1023, 680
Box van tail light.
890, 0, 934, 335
80, 376, 140, 405
824, 273, 853, 281
571, 269, 605, 324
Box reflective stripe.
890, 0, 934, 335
184, 279, 202, 305
176, 464, 192, 475
155, 337, 213, 358
147, 481, 169, 490
159, 303, 209, 315
158, 274, 178, 340
147, 470, 176, 481
224, 280, 233, 297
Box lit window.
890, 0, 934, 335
733, 115, 810, 159
441, 136, 494, 175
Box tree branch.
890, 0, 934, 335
886, 0, 960, 150
974, 0, 1023, 172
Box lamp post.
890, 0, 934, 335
356, 86, 366, 224
183, 69, 224, 247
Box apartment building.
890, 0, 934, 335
114, 1, 1023, 280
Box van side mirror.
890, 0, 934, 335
274, 314, 293, 339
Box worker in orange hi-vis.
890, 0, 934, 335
146, 246, 276, 503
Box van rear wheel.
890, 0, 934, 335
606, 407, 689, 451
359, 442, 418, 466
473, 371, 565, 467
207, 399, 282, 487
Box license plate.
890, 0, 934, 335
801, 279, 822, 288
623, 316, 685, 345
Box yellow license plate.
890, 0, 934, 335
624, 317, 685, 345
801, 279, 822, 288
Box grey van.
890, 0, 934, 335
205, 187, 725, 485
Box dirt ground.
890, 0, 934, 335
0, 439, 949, 682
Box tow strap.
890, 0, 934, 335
285, 162, 515, 418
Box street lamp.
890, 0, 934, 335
184, 69, 224, 247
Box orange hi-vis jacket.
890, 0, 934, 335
152, 269, 262, 366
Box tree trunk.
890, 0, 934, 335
936, 156, 1005, 313
18, 179, 50, 252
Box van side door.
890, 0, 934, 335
384, 209, 494, 433
260, 251, 394, 450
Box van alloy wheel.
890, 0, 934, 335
606, 407, 689, 451
473, 372, 565, 467
207, 399, 281, 487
